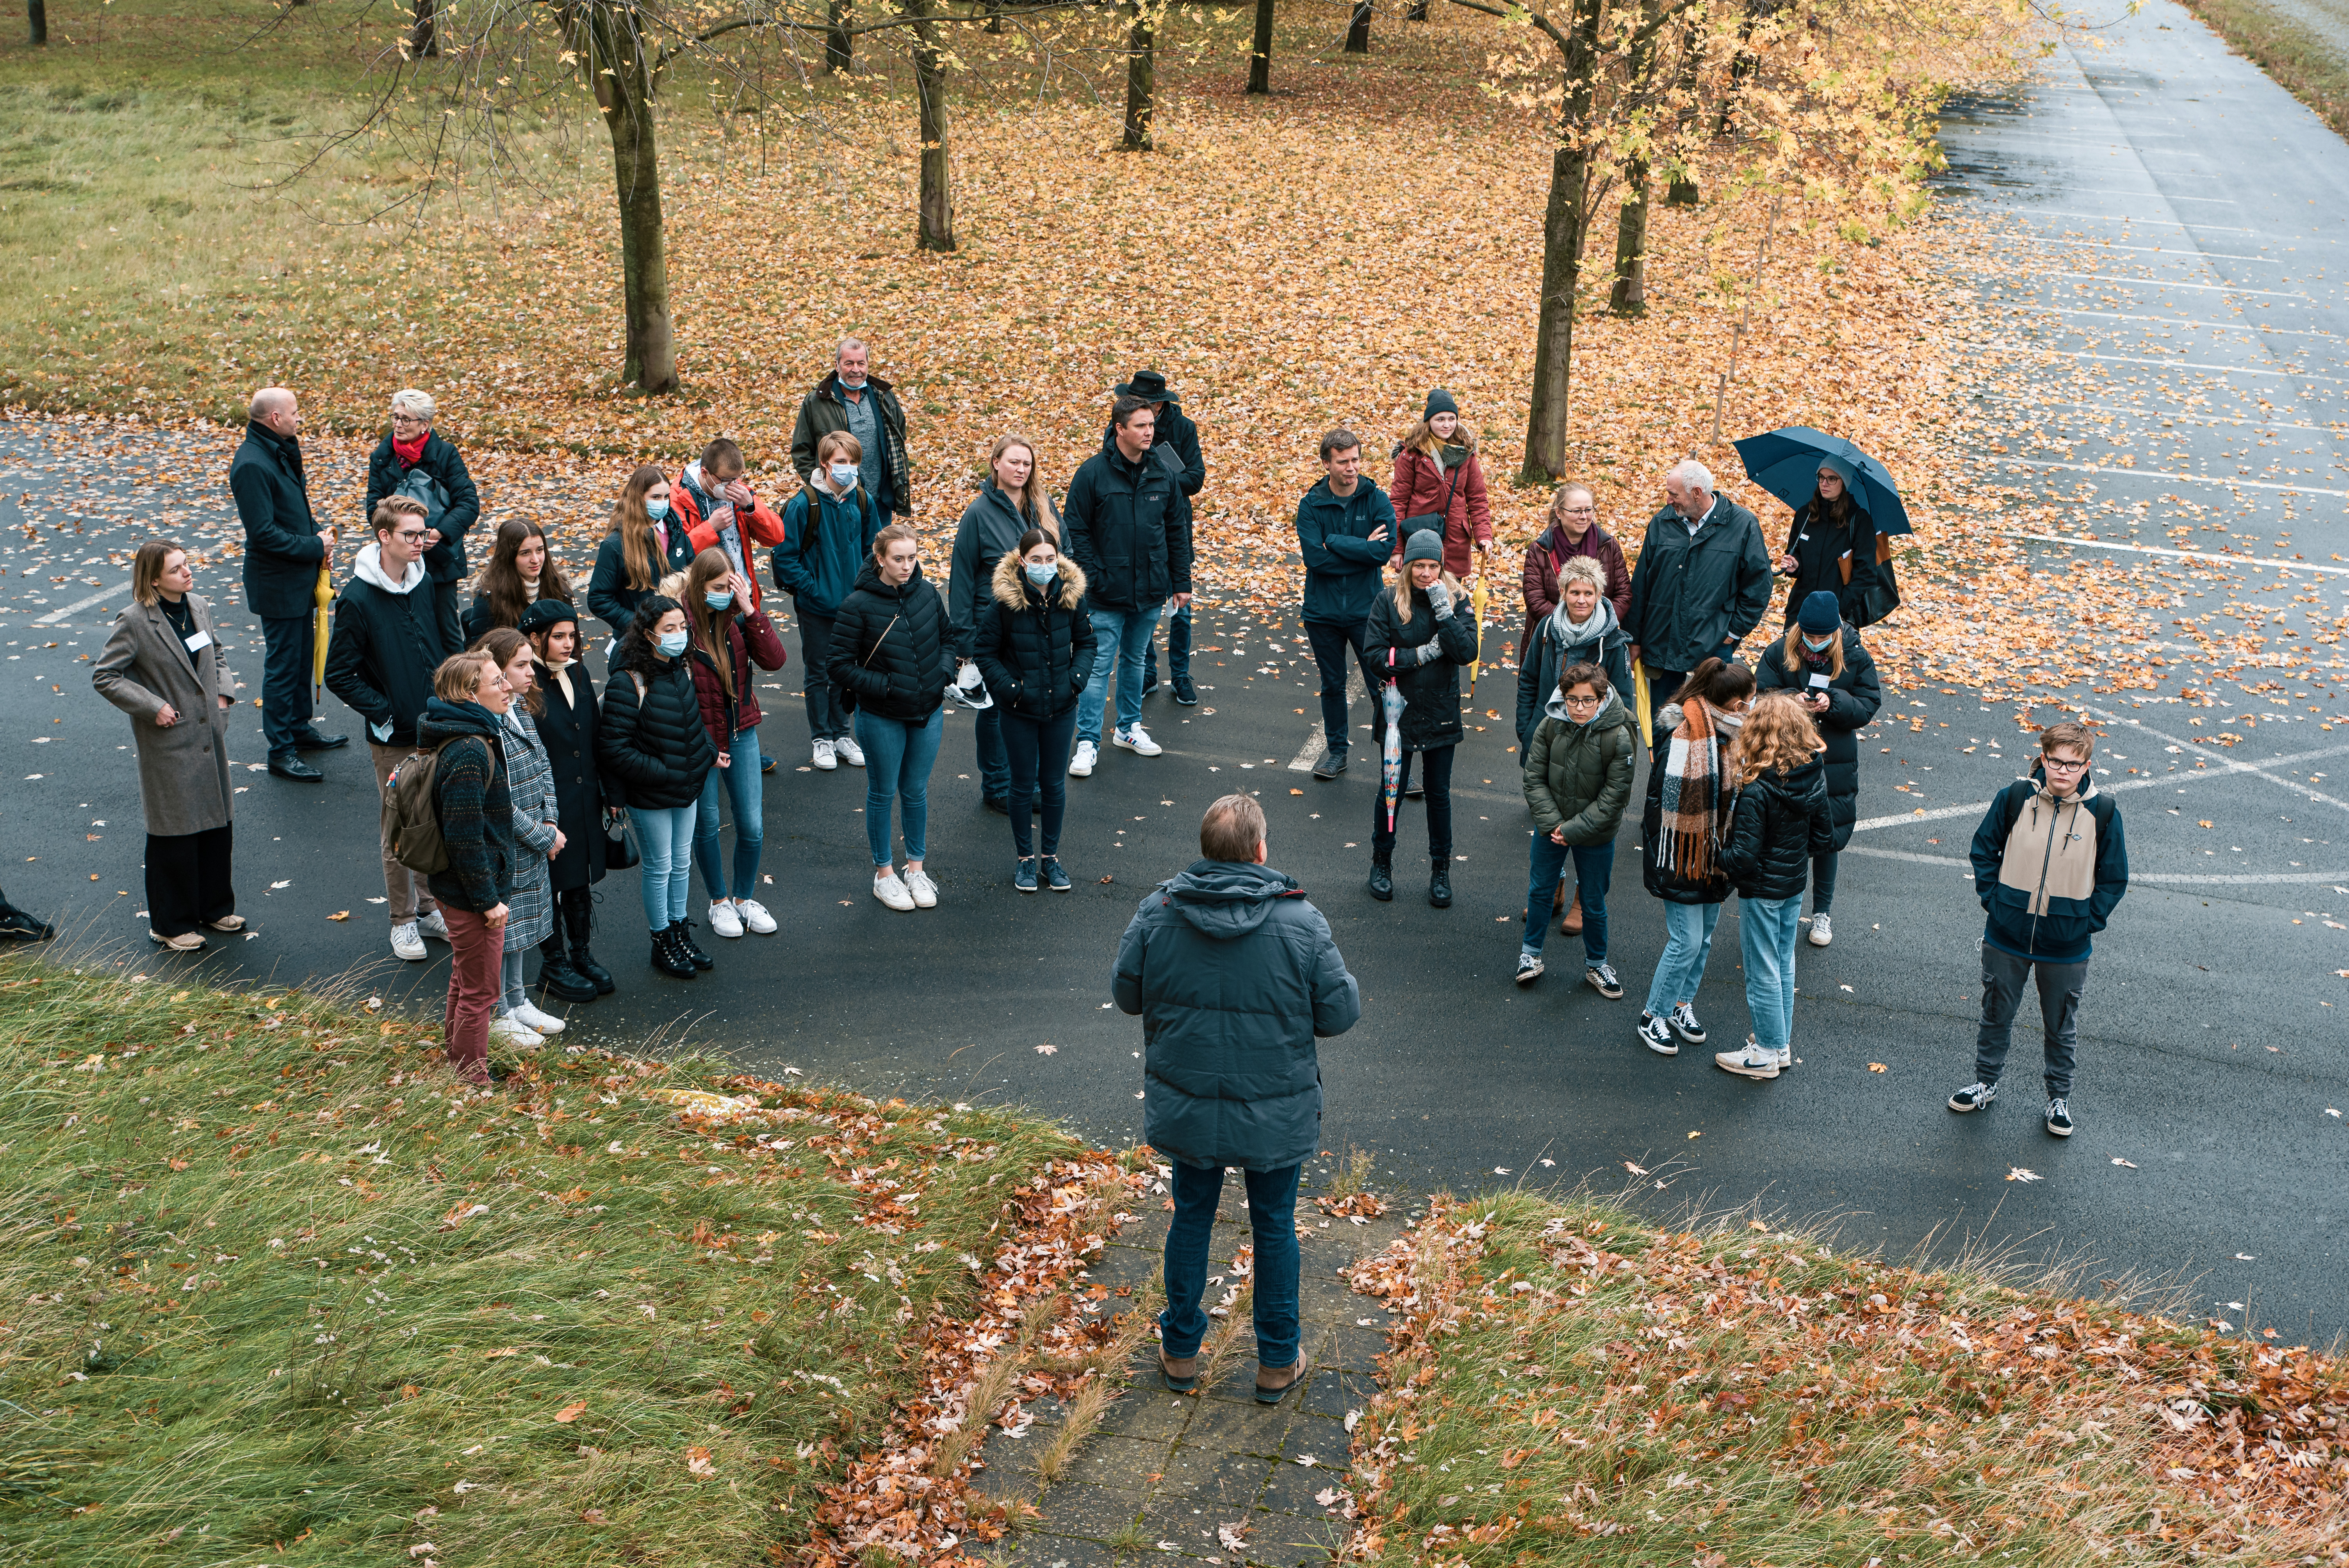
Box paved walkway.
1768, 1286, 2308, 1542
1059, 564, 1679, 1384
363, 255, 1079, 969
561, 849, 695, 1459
970, 1195, 1406, 1565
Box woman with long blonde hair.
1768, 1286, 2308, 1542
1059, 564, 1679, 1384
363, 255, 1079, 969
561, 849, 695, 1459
1361, 529, 1477, 907
588, 464, 698, 641
1715, 691, 1836, 1081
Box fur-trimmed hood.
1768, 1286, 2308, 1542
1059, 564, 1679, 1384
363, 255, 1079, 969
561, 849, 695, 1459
991, 550, 1087, 612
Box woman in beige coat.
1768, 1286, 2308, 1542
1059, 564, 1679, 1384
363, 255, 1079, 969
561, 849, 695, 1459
93, 540, 243, 952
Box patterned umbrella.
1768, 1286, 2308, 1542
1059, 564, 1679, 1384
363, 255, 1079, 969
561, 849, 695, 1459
1380, 676, 1406, 837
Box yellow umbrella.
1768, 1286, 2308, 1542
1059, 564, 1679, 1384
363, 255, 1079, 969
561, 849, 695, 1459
311, 556, 333, 704
1631, 659, 1654, 749
1465, 575, 1490, 686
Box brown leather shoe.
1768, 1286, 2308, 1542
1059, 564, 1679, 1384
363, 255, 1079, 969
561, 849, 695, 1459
1160, 1351, 1199, 1392
1561, 891, 1584, 934
1254, 1360, 1305, 1405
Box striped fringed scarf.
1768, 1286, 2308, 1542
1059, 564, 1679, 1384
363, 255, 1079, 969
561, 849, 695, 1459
1657, 698, 1732, 883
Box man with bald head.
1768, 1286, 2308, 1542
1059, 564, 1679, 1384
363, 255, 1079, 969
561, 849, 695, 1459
229, 387, 346, 781
1624, 456, 1772, 736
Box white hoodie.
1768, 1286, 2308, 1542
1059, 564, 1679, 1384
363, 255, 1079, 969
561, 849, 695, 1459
353, 541, 426, 596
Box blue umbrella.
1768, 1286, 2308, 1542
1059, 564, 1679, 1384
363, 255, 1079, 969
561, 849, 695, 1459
1730, 427, 1911, 535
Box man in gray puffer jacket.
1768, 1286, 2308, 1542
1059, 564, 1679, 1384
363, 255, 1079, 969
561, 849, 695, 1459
1114, 794, 1360, 1407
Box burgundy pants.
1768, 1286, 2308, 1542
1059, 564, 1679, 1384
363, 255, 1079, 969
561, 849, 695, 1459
442, 905, 500, 1084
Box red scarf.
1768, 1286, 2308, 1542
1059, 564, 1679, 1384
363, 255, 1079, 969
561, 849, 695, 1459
392, 432, 428, 468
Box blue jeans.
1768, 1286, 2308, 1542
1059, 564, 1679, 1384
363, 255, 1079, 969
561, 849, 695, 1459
1304, 617, 1380, 752
854, 707, 944, 867
1003, 707, 1076, 858
259, 614, 317, 754
1643, 900, 1723, 1016
973, 704, 1009, 802
1159, 1160, 1301, 1370
1739, 894, 1804, 1051
629, 804, 696, 930
1520, 836, 1613, 964
692, 727, 764, 903
1150, 600, 1191, 680
1077, 602, 1163, 744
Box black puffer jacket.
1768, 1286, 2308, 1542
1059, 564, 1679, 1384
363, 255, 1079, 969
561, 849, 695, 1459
1720, 755, 1837, 902
974, 554, 1096, 720
826, 560, 950, 722
1063, 443, 1192, 611
1752, 625, 1883, 850
1640, 705, 1736, 907
596, 652, 718, 811
1362, 583, 1478, 752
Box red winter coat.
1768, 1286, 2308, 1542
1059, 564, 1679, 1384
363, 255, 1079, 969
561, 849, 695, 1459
686, 607, 788, 747
1520, 521, 1633, 628
675, 470, 788, 614
1388, 444, 1492, 577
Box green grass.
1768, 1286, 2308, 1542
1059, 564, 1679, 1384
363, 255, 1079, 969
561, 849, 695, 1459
1344, 1190, 2348, 1565
2178, 0, 2349, 143
0, 951, 1095, 1566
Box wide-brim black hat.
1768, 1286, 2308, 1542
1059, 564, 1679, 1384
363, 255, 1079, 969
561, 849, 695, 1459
1114, 369, 1177, 402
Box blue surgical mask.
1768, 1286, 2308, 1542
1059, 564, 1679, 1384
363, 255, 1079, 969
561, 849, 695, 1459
1803, 633, 1834, 652
829, 463, 858, 490
645, 497, 670, 520
1024, 562, 1057, 587
704, 591, 734, 611
656, 630, 688, 657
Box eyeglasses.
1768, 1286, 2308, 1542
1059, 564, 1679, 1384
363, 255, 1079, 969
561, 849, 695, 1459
1561, 505, 1597, 517
391, 529, 428, 543
2042, 755, 2089, 772
1561, 694, 1603, 708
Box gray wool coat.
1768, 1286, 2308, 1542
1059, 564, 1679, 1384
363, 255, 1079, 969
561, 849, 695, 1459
500, 707, 560, 952
91, 595, 241, 839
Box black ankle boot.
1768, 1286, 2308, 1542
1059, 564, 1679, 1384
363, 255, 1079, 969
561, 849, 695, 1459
672, 919, 715, 971
564, 891, 615, 994
1366, 852, 1394, 902
536, 931, 600, 1003
1428, 857, 1453, 908
651, 925, 697, 979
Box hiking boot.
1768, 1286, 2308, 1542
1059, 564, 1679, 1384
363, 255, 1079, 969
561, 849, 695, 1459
1667, 1002, 1708, 1046
1715, 1036, 1781, 1080
535, 952, 601, 1004
672, 919, 715, 970
1808, 912, 1834, 947
1561, 891, 1584, 934
564, 898, 615, 994
1428, 857, 1453, 908
1947, 1081, 1998, 1114
390, 921, 428, 962
1313, 747, 1348, 780
1585, 961, 1623, 1000
651, 926, 697, 979
2044, 1096, 2075, 1137
1366, 853, 1394, 902
1160, 1350, 1199, 1393
1515, 952, 1544, 987
1637, 1012, 1679, 1057
1014, 857, 1038, 894
1255, 1360, 1306, 1406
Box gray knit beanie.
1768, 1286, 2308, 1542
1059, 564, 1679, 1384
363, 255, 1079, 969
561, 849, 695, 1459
1402, 529, 1444, 566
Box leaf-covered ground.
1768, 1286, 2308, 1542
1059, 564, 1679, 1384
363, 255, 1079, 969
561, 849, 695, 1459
0, 954, 1142, 1566
1338, 1192, 2349, 1566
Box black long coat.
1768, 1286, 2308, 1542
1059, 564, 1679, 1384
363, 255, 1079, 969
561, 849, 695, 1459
1752, 625, 1884, 850
228, 422, 327, 621
1779, 502, 1882, 630
533, 661, 617, 889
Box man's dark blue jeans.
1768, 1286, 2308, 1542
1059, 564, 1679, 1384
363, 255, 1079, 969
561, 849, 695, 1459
1159, 1160, 1301, 1370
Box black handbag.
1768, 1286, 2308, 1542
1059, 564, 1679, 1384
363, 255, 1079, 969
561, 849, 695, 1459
603, 813, 640, 871
1402, 455, 1465, 541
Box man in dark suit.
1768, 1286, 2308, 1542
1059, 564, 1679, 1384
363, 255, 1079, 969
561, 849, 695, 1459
228, 387, 347, 782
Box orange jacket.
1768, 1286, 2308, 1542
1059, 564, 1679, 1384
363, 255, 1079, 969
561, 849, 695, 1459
674, 468, 788, 613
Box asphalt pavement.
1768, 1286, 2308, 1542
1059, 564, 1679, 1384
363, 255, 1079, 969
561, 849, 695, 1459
3, 0, 2344, 1344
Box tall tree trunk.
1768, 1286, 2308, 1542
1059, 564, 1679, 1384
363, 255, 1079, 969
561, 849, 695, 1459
411, 0, 440, 58
30, 0, 48, 46
1608, 164, 1649, 315
1405, 0, 1427, 18
580, 10, 678, 394
1122, 0, 1156, 151
984, 0, 1002, 33
909, 0, 955, 250
1344, 0, 1372, 53
1521, 139, 1591, 483
1247, 0, 1273, 94
1663, 20, 1703, 206
825, 0, 853, 73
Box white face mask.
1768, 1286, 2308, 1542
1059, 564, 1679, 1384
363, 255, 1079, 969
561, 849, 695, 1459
829, 463, 858, 490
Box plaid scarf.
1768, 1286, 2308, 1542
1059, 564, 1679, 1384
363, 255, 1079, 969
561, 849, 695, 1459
1657, 699, 1739, 882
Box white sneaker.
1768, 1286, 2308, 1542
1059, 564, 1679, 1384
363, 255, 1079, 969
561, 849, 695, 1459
904, 868, 938, 909
413, 909, 451, 942
735, 897, 776, 934
489, 1014, 544, 1048
873, 871, 916, 911
1807, 912, 1834, 947
812, 738, 838, 771
390, 921, 427, 961
707, 900, 744, 939
834, 735, 866, 768
514, 1001, 566, 1035
1713, 1037, 1780, 1079
1113, 725, 1162, 757
1068, 740, 1098, 778
1775, 1045, 1794, 1071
